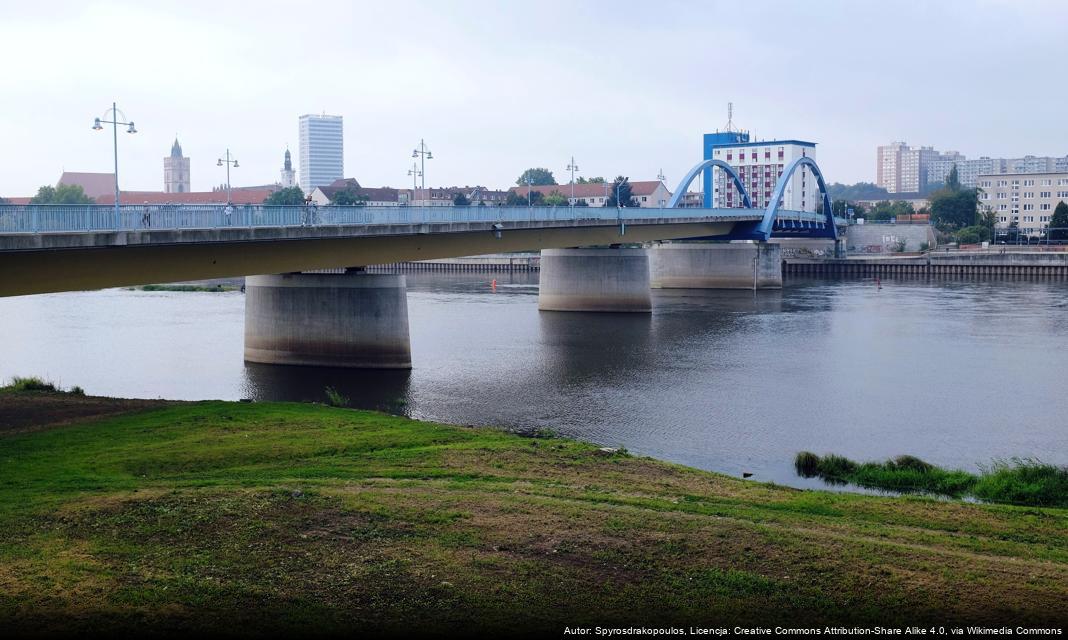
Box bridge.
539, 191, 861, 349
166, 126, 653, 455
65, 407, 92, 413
0, 156, 846, 368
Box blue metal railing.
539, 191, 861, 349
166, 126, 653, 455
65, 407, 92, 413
0, 204, 844, 235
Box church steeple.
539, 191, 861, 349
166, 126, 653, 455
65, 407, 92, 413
170, 138, 183, 158
279, 146, 296, 188
284, 148, 292, 171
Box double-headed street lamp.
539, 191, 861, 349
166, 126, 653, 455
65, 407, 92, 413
412, 139, 432, 194
407, 162, 422, 201
91, 102, 137, 228
217, 149, 239, 204
567, 156, 580, 206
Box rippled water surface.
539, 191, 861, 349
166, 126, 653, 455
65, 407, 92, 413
3, 274, 1066, 488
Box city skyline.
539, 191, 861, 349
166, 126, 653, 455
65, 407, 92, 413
2, 0, 1067, 197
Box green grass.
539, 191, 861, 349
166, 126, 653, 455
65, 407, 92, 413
0, 399, 1065, 634
796, 451, 1067, 507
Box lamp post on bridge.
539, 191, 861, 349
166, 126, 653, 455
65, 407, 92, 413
567, 156, 579, 207
412, 139, 432, 194
91, 102, 137, 229
657, 169, 666, 208
217, 149, 239, 204
407, 162, 422, 204
526, 175, 533, 207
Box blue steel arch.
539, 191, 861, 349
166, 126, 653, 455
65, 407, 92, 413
668, 158, 752, 209
758, 156, 837, 241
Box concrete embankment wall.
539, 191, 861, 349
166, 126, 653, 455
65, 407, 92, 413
786, 251, 1068, 276
844, 224, 936, 253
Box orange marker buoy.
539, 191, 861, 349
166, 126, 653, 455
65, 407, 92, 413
491, 279, 497, 291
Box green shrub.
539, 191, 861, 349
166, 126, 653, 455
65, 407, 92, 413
795, 452, 1067, 507
973, 459, 1068, 508
324, 386, 349, 408
2, 376, 59, 393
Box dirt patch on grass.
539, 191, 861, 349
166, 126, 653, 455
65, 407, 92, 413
0, 392, 171, 435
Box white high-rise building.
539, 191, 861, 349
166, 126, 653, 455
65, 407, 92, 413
708, 139, 817, 211
298, 114, 343, 191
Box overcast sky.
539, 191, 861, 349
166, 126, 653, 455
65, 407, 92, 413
2, 0, 1065, 197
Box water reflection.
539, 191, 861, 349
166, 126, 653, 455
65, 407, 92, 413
242, 362, 413, 414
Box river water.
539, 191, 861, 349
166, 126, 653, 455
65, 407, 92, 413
2, 274, 1066, 489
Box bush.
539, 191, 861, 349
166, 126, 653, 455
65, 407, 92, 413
973, 459, 1068, 508
324, 386, 349, 408
2, 376, 59, 393
794, 452, 1068, 507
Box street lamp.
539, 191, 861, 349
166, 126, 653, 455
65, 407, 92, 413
407, 162, 422, 202
526, 174, 533, 207
217, 149, 239, 204
567, 156, 580, 206
412, 139, 432, 193
657, 168, 666, 208
91, 102, 136, 228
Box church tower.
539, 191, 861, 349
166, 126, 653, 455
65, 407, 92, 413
280, 147, 296, 188
164, 138, 191, 193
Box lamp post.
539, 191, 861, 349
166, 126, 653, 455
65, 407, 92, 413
217, 149, 239, 204
412, 139, 432, 192
91, 102, 137, 228
657, 169, 666, 208
526, 175, 533, 207
567, 156, 580, 206
407, 162, 422, 203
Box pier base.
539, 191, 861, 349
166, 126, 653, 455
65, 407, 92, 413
244, 272, 411, 368
649, 242, 782, 289
538, 247, 651, 312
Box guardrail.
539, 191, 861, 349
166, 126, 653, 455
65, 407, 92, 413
0, 204, 845, 235
0, 204, 755, 234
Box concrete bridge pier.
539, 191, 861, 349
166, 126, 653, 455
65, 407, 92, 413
244, 270, 412, 368
538, 247, 652, 312
649, 242, 783, 289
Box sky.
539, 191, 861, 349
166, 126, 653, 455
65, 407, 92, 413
1, 0, 1066, 197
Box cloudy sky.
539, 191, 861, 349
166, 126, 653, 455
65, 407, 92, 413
1, 0, 1065, 197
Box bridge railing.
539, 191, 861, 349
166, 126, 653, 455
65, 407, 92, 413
0, 203, 754, 235
0, 204, 843, 235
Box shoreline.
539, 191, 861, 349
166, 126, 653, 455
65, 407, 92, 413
0, 391, 1065, 633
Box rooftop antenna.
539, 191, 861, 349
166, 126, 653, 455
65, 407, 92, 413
724, 102, 736, 133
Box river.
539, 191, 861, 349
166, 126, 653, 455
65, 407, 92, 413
2, 274, 1066, 490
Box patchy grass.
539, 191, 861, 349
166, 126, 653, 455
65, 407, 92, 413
0, 400, 1065, 634
796, 451, 1067, 507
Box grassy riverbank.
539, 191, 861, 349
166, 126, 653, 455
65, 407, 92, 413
0, 391, 1065, 634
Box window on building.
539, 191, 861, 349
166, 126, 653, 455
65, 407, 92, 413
1040, 203, 1051, 210
1040, 191, 1051, 198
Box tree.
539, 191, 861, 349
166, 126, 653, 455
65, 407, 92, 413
826, 182, 890, 201
452, 193, 470, 206
506, 189, 544, 207
263, 186, 305, 205
1050, 201, 1068, 240
576, 176, 605, 184
543, 190, 568, 206
833, 199, 867, 218
945, 164, 961, 192
30, 184, 94, 205
331, 185, 368, 206
929, 188, 978, 230
605, 176, 638, 208
516, 168, 556, 186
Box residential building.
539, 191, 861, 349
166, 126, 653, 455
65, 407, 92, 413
707, 135, 817, 211
878, 142, 946, 193
279, 148, 296, 188
298, 113, 343, 191
57, 172, 116, 200
163, 138, 191, 193
510, 181, 671, 208
410, 186, 509, 207
310, 179, 403, 206
978, 171, 1068, 236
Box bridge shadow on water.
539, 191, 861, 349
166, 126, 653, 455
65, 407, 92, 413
241, 362, 414, 416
